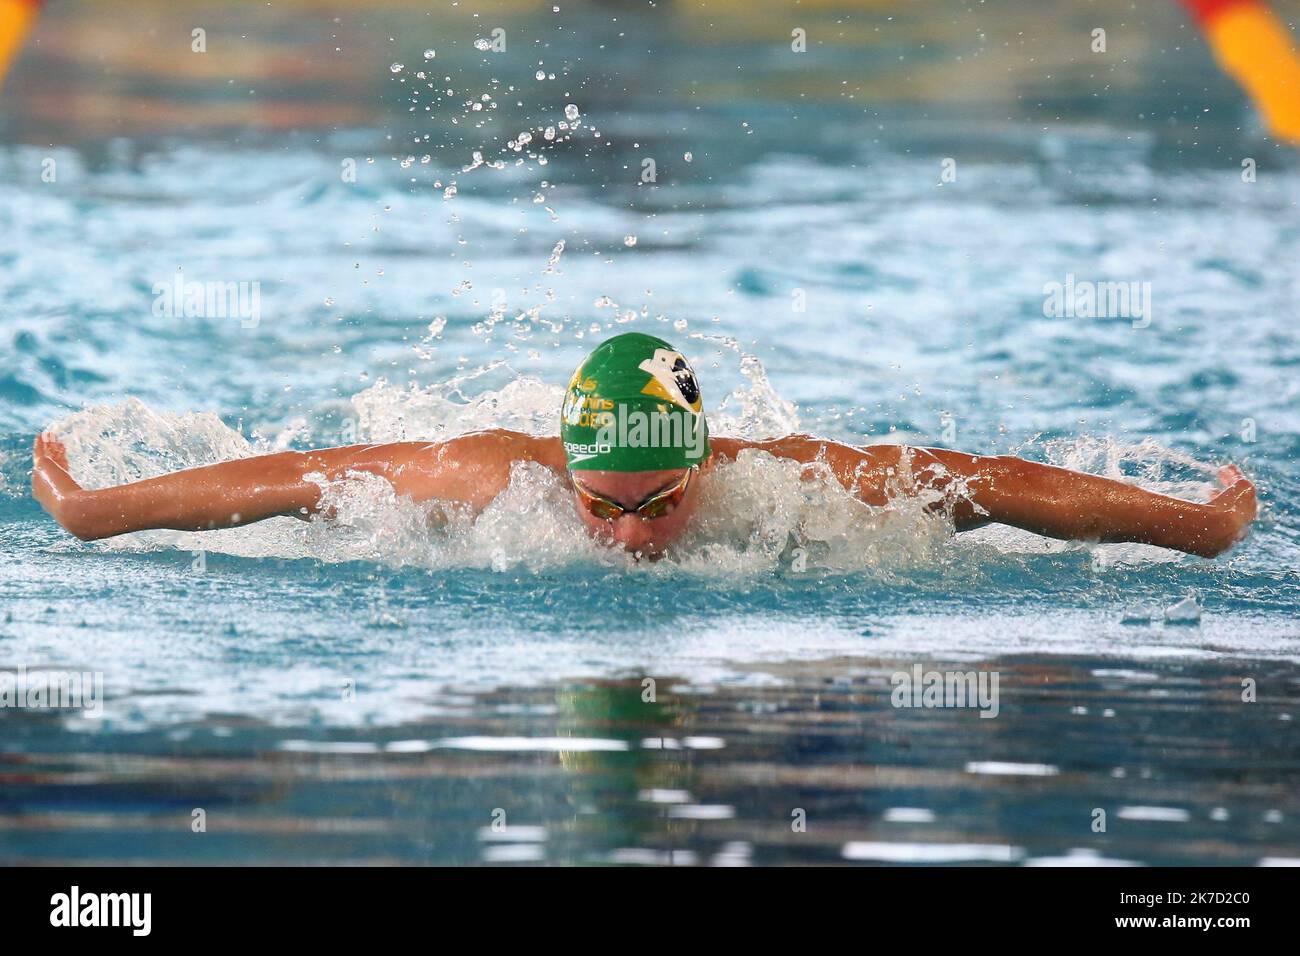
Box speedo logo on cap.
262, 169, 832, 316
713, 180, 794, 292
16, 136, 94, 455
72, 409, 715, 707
564, 440, 613, 463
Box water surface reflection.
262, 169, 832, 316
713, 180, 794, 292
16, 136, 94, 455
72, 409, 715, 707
3, 652, 1296, 865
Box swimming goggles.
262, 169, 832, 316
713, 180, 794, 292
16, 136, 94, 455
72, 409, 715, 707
570, 467, 695, 521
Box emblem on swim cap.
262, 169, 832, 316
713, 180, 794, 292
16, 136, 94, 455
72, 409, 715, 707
560, 332, 710, 471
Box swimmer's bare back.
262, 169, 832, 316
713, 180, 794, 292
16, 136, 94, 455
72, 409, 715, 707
32, 428, 1256, 558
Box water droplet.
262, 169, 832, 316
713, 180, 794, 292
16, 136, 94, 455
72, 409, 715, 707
623, 235, 637, 247
390, 63, 404, 73
684, 151, 693, 162
535, 70, 546, 81
423, 49, 436, 59
564, 103, 580, 121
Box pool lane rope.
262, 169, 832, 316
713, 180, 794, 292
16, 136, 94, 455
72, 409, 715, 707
0, 0, 39, 91
1182, 0, 1300, 144
0, 1, 1294, 145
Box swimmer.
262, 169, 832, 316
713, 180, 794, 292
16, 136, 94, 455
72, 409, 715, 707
31, 332, 1257, 560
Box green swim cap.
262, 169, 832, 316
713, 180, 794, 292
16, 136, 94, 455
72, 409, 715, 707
560, 332, 710, 471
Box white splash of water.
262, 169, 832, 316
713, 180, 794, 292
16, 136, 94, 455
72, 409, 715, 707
672, 449, 951, 577
351, 370, 561, 443
53, 397, 258, 489
695, 332, 800, 438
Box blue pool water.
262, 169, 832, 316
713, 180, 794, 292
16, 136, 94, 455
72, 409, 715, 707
1, 1, 1298, 865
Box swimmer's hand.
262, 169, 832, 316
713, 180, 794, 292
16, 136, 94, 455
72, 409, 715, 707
32, 433, 93, 538
1204, 465, 1258, 557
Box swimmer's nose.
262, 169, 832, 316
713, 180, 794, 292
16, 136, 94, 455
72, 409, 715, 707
609, 514, 660, 554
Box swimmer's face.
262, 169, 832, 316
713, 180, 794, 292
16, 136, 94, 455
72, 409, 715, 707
569, 467, 702, 558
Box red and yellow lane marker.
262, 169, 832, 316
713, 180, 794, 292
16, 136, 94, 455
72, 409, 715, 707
1183, 0, 1300, 144
0, 0, 39, 91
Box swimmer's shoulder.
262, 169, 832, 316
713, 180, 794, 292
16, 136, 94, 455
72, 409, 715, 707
710, 434, 907, 475
707, 435, 749, 461
710, 433, 873, 462
428, 429, 566, 472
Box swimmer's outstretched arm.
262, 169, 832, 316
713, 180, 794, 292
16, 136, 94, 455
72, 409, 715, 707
909, 447, 1257, 558
736, 437, 1258, 559
31, 430, 554, 541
